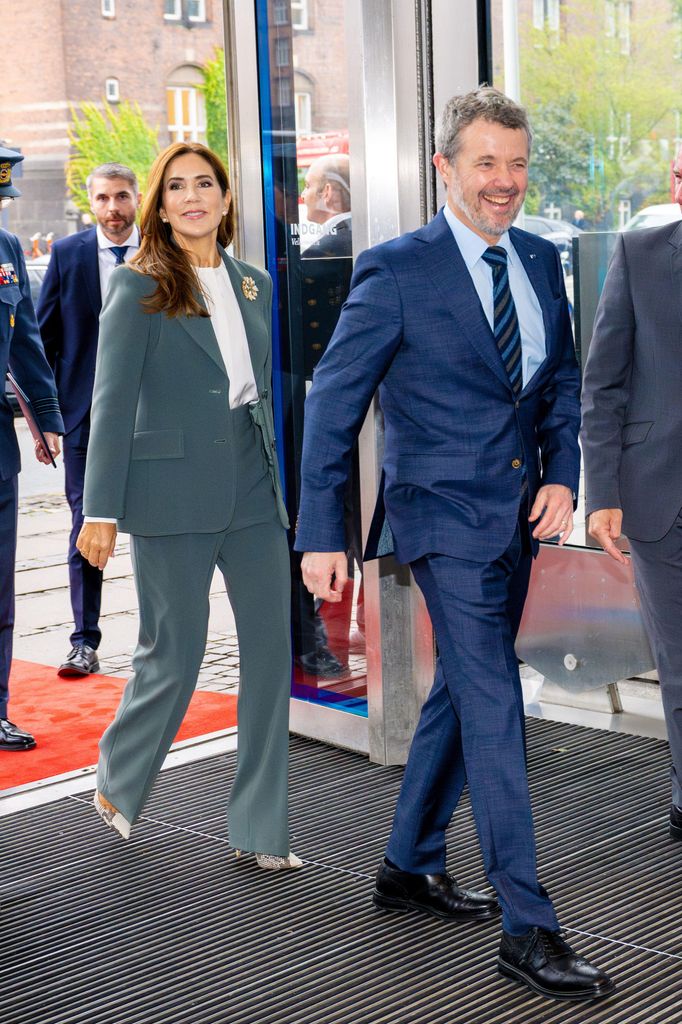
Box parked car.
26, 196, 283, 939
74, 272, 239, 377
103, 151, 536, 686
4, 257, 50, 416
543, 230, 575, 276
622, 203, 681, 231
523, 214, 581, 238
24, 256, 49, 305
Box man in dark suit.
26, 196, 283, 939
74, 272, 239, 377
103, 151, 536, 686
582, 153, 682, 843
38, 163, 141, 678
0, 146, 63, 750
293, 154, 359, 678
295, 89, 614, 1000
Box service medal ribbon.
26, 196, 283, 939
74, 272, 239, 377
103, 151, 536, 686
241, 276, 258, 301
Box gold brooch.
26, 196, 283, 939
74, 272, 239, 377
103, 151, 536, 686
241, 276, 258, 301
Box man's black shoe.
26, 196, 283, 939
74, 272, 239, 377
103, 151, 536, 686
670, 804, 682, 840
498, 927, 616, 1001
58, 644, 100, 678
372, 858, 500, 921
295, 647, 348, 679
0, 719, 36, 751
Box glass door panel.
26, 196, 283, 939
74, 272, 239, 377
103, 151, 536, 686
255, 0, 367, 715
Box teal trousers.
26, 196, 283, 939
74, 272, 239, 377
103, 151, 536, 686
97, 408, 292, 856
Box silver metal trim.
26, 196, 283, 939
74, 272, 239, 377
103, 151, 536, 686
223, 0, 265, 265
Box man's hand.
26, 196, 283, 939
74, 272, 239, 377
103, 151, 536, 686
529, 484, 574, 545
77, 522, 117, 571
587, 508, 628, 565
301, 551, 348, 603
34, 432, 61, 465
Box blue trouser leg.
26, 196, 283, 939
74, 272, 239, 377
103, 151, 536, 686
0, 475, 18, 719
386, 523, 558, 935
64, 421, 102, 649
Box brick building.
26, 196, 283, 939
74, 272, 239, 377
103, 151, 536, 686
1, 0, 224, 246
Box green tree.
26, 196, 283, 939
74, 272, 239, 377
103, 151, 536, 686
67, 101, 159, 213
520, 0, 682, 224
201, 47, 229, 166
525, 99, 592, 215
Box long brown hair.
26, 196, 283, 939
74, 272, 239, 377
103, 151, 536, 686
131, 142, 235, 318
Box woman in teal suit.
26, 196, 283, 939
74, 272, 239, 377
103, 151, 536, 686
77, 142, 300, 869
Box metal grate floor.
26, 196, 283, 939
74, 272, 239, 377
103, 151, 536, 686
2, 719, 682, 1023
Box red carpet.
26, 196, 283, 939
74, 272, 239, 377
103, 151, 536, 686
0, 660, 238, 790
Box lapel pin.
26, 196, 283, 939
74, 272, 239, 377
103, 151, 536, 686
241, 276, 258, 301
529, 253, 537, 260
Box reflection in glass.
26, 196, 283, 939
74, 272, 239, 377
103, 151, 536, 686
257, 1, 366, 711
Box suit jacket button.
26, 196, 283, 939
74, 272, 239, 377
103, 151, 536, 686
511, 458, 522, 469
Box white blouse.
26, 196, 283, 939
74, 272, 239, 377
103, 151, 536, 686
195, 262, 259, 409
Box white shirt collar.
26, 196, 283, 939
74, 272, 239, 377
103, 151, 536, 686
442, 203, 515, 270
96, 224, 140, 250
319, 212, 351, 237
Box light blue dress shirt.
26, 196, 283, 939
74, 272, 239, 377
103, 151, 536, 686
442, 203, 546, 388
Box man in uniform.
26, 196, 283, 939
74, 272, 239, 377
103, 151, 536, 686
0, 146, 63, 750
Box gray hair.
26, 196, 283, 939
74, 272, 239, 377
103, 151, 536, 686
86, 162, 138, 196
435, 86, 532, 163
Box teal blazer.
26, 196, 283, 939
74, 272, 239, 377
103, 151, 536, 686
83, 249, 288, 536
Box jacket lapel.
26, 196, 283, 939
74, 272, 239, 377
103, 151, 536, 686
177, 282, 227, 376
81, 230, 102, 317
416, 212, 511, 390
666, 221, 682, 331
221, 249, 268, 389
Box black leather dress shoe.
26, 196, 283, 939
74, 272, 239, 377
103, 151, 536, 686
498, 928, 616, 1001
670, 804, 682, 840
58, 644, 100, 678
0, 719, 36, 751
295, 647, 348, 678
372, 859, 500, 921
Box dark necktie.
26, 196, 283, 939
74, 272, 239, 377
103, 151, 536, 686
110, 245, 128, 266
481, 246, 523, 396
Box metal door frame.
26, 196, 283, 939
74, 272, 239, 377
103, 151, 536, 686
223, 0, 485, 762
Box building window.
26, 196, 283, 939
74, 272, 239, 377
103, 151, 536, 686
187, 0, 206, 22
101, 0, 115, 17
105, 78, 120, 103
279, 77, 293, 108
291, 0, 309, 31
273, 0, 288, 25
605, 1, 631, 56
167, 85, 207, 143
164, 0, 181, 20
532, 0, 560, 32
275, 36, 290, 67
295, 91, 312, 133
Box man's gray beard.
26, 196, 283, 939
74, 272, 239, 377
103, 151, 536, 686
450, 179, 520, 239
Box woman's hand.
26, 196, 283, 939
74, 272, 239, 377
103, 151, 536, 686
77, 522, 117, 570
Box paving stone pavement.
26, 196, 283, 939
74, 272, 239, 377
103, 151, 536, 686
15, 483, 241, 695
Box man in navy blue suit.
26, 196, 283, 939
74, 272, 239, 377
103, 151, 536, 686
295, 89, 614, 1000
38, 163, 141, 678
0, 147, 63, 750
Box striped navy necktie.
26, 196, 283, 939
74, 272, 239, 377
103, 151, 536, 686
481, 246, 523, 396
110, 245, 128, 266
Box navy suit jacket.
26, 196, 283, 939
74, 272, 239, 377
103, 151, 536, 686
37, 228, 101, 435
0, 230, 63, 481
294, 211, 581, 565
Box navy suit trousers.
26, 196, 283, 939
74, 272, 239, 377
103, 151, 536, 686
64, 419, 102, 649
385, 515, 559, 935
0, 475, 18, 718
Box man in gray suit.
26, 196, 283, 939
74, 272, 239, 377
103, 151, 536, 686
581, 150, 682, 840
